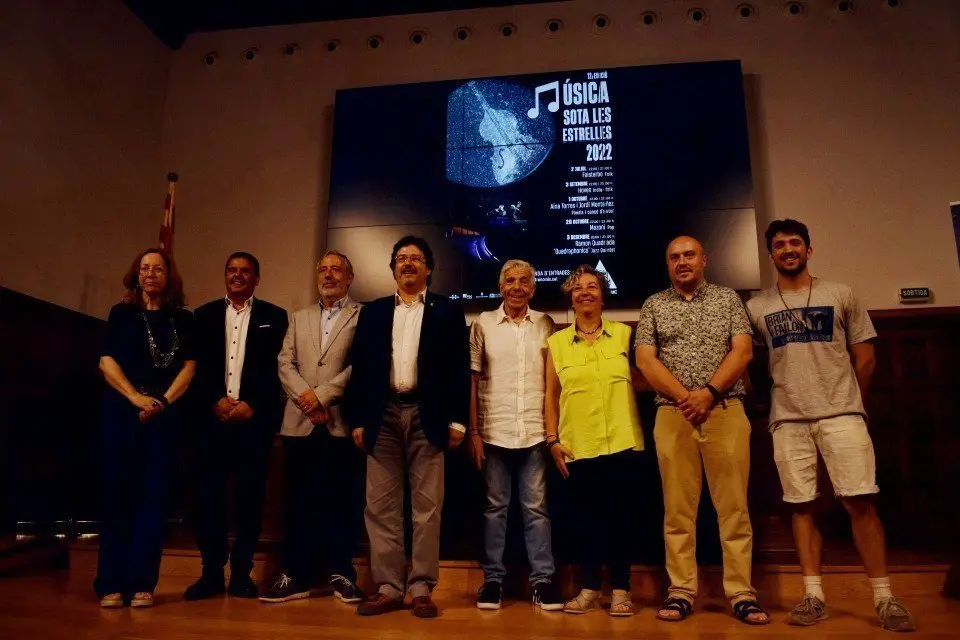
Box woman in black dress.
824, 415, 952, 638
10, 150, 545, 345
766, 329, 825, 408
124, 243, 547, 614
95, 248, 195, 608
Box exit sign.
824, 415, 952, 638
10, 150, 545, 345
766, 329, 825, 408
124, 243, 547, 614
899, 287, 931, 303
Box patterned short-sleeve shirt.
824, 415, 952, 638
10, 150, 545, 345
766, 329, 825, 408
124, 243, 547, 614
633, 281, 753, 406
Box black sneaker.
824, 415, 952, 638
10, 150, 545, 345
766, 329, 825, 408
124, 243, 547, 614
533, 581, 563, 611
228, 574, 260, 598
184, 572, 226, 601
330, 574, 363, 604
259, 573, 309, 603
477, 581, 502, 610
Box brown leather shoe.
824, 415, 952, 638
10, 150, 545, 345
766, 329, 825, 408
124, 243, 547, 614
411, 595, 439, 618
357, 593, 403, 616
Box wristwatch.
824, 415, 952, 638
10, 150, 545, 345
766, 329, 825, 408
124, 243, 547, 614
704, 384, 722, 402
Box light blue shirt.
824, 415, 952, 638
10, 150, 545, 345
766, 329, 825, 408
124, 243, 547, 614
319, 296, 347, 352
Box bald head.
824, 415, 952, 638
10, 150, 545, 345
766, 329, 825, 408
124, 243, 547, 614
666, 235, 707, 292
666, 236, 705, 258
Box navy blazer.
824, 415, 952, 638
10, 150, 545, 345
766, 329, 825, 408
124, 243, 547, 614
193, 297, 289, 429
345, 291, 470, 452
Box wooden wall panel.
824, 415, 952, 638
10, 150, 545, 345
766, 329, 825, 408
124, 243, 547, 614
0, 288, 106, 536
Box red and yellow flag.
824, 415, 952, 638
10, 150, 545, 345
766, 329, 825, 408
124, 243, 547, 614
159, 172, 178, 254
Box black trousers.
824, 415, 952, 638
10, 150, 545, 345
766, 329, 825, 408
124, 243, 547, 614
282, 427, 365, 586
193, 418, 274, 577
567, 449, 638, 591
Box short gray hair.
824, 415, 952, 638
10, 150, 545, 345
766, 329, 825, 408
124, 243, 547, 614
498, 259, 536, 289
316, 250, 353, 277
560, 264, 610, 300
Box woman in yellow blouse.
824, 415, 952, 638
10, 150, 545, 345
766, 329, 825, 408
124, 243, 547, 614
546, 265, 645, 616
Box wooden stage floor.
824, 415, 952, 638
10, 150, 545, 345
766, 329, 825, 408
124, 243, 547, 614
0, 571, 958, 639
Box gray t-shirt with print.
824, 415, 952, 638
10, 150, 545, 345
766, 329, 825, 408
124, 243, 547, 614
745, 279, 877, 431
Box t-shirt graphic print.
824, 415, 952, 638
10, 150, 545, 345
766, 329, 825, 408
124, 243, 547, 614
764, 306, 835, 349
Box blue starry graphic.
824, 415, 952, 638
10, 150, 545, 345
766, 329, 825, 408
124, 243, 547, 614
446, 79, 556, 188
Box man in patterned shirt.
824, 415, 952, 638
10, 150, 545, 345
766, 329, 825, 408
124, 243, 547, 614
634, 236, 768, 625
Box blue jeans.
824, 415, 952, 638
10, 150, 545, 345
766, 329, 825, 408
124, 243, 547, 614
481, 443, 555, 585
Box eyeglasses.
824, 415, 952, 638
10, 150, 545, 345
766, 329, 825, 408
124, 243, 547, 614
395, 255, 425, 265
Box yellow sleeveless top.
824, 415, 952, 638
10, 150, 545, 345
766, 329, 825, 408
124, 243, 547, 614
547, 319, 643, 462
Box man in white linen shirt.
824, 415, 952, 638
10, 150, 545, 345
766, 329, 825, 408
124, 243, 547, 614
468, 260, 562, 611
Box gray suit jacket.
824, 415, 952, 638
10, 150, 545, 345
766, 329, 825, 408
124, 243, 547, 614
277, 297, 361, 437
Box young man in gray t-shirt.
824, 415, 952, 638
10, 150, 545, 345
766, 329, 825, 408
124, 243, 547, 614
746, 219, 915, 632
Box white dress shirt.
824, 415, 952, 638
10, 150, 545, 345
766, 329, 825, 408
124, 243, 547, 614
470, 304, 556, 448
391, 289, 425, 392
319, 295, 347, 353
390, 289, 465, 434
225, 295, 254, 399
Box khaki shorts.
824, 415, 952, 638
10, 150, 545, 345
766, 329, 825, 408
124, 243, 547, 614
772, 415, 879, 503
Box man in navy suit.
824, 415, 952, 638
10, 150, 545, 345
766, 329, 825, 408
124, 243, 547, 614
346, 236, 470, 618
185, 252, 288, 600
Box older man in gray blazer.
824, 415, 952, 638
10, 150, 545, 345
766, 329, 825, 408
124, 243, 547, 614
260, 250, 365, 604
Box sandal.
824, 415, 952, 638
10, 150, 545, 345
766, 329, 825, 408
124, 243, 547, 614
609, 590, 634, 617
130, 591, 154, 608
100, 593, 123, 608
656, 596, 693, 622
563, 589, 600, 614
733, 599, 771, 625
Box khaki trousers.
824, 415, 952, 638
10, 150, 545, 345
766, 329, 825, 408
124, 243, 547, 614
654, 399, 756, 603
364, 402, 444, 601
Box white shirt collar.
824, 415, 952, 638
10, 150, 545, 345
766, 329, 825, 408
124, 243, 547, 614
225, 294, 254, 311
497, 303, 538, 324
395, 288, 427, 307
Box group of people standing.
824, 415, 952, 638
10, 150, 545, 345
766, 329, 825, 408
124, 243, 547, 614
93, 220, 915, 632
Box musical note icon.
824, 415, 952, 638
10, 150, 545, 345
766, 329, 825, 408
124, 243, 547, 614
527, 81, 560, 119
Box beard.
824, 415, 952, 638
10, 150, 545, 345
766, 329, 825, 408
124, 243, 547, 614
775, 255, 808, 277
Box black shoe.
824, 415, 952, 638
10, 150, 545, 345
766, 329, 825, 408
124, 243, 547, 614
227, 574, 259, 598
184, 573, 226, 601
259, 573, 310, 603
330, 574, 363, 604
533, 581, 563, 611
476, 581, 502, 610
